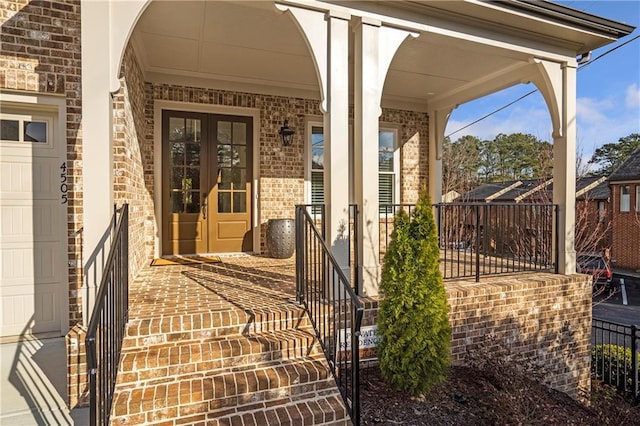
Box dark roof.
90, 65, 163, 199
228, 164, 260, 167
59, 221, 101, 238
462, 181, 516, 201
462, 176, 610, 202
608, 147, 640, 182
579, 180, 610, 200
498, 179, 546, 201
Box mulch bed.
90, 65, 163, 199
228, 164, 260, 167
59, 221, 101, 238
360, 366, 640, 425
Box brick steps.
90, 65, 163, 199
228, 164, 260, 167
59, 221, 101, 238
116, 328, 324, 387
122, 305, 311, 350
111, 266, 349, 426
111, 357, 342, 424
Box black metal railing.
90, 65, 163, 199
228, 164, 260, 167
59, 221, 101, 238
295, 205, 364, 425
348, 204, 359, 294
379, 203, 557, 282
592, 318, 638, 399
86, 204, 129, 426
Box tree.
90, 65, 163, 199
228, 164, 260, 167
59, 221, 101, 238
442, 135, 481, 195
588, 133, 640, 176
377, 192, 451, 396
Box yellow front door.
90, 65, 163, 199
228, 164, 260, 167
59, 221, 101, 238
162, 111, 252, 255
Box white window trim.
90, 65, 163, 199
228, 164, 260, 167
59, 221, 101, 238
379, 126, 400, 216
621, 185, 631, 212
305, 121, 400, 214
304, 120, 324, 205
636, 185, 640, 212
1, 112, 53, 148
597, 200, 606, 223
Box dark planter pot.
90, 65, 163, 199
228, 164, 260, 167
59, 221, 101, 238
267, 218, 295, 259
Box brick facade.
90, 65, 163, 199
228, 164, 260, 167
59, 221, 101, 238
0, 0, 84, 327
360, 273, 593, 400
112, 45, 154, 279
610, 183, 640, 270
2, 2, 594, 414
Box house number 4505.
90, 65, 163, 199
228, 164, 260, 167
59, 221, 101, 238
60, 162, 69, 204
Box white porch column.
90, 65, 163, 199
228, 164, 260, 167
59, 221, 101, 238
353, 19, 416, 295
533, 58, 577, 275
276, 5, 351, 274
553, 62, 578, 275
428, 108, 452, 204
324, 13, 351, 275
81, 1, 115, 323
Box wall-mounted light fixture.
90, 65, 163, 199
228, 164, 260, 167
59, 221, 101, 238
279, 119, 295, 146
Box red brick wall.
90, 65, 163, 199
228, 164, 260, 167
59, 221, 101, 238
610, 183, 640, 270
141, 83, 430, 255
575, 199, 611, 254
112, 45, 154, 279
360, 273, 593, 400
0, 0, 83, 327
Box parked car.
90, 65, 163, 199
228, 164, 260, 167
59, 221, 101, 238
576, 253, 613, 287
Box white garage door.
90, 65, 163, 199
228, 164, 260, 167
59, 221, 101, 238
1, 109, 67, 337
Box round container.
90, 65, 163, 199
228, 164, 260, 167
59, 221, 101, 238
267, 218, 295, 259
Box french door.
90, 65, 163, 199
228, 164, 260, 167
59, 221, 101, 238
162, 110, 252, 255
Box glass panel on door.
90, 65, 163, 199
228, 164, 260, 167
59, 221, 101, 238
169, 117, 201, 214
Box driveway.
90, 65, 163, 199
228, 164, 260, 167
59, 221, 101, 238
0, 336, 88, 425
593, 276, 640, 325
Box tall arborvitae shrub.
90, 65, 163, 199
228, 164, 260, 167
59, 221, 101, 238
377, 191, 452, 396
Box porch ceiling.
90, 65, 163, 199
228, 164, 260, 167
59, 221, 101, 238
129, 0, 628, 111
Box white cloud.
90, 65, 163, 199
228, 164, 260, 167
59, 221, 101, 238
445, 87, 639, 160
625, 83, 640, 108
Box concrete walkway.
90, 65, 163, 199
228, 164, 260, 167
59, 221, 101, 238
0, 335, 88, 425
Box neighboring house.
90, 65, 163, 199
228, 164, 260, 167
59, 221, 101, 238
0, 0, 634, 408
461, 176, 612, 253
608, 147, 640, 271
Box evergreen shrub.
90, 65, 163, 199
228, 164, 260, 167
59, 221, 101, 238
377, 191, 452, 396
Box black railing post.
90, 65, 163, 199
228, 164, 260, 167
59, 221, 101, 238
475, 205, 481, 283
553, 204, 556, 274
295, 204, 363, 425
632, 324, 638, 398
86, 204, 129, 426
295, 207, 302, 303
354, 205, 360, 295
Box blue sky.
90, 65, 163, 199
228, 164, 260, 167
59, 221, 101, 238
445, 1, 640, 165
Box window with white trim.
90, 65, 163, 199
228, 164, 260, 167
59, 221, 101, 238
307, 125, 399, 212
1, 116, 49, 144
310, 125, 325, 206
636, 185, 640, 212
378, 129, 399, 213
620, 185, 630, 212
598, 201, 606, 223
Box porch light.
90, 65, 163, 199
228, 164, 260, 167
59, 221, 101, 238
279, 120, 295, 146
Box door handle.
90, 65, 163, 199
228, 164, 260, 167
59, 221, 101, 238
202, 192, 207, 219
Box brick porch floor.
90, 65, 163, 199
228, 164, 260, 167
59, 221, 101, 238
111, 255, 350, 426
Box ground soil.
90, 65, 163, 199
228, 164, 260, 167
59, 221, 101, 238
360, 366, 640, 425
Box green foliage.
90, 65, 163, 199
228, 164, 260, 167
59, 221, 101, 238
588, 133, 640, 176
592, 344, 639, 391
377, 192, 452, 396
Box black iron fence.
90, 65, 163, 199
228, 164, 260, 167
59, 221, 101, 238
380, 203, 558, 282
295, 205, 364, 425
85, 204, 129, 426
592, 318, 639, 399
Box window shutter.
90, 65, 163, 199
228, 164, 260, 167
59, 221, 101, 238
379, 173, 394, 205
311, 171, 324, 205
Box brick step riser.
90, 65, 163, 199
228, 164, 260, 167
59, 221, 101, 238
111, 362, 335, 422
111, 391, 349, 426
119, 332, 322, 366
124, 314, 312, 345
116, 351, 327, 387
125, 309, 311, 338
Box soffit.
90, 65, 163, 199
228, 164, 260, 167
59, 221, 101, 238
129, 0, 629, 109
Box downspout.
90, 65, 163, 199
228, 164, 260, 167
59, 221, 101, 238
577, 51, 592, 65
